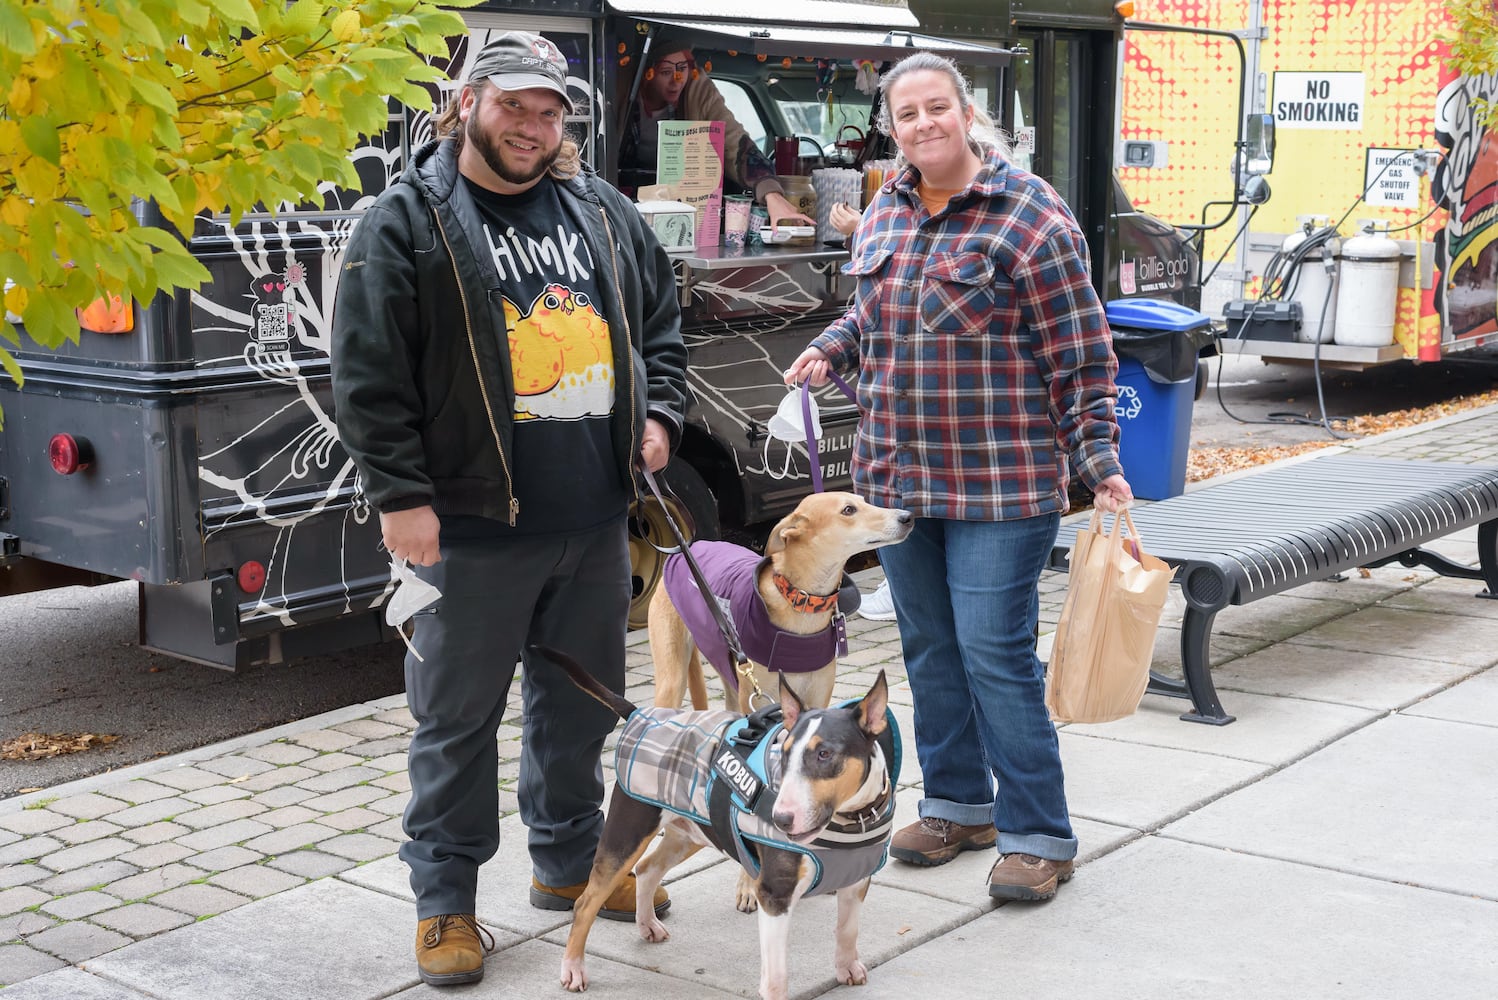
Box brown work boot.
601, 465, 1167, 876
889, 817, 998, 866
987, 853, 1074, 901
415, 913, 495, 986
530, 873, 671, 922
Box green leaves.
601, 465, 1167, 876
19, 117, 60, 165
1445, 0, 1498, 128
0, 3, 36, 56
0, 0, 479, 423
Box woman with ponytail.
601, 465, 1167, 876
785, 51, 1132, 903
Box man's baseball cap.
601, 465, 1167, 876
467, 31, 575, 114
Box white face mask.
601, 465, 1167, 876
766, 384, 822, 443
386, 559, 441, 661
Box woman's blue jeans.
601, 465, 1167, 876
878, 513, 1077, 861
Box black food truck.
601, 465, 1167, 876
0, 0, 1244, 668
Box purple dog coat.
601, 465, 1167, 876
662, 541, 847, 694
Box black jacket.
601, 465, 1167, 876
331, 137, 688, 525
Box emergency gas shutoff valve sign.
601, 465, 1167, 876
1273, 71, 1364, 130
1364, 148, 1421, 209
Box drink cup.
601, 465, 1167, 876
774, 136, 799, 176
747, 204, 770, 246
723, 195, 752, 248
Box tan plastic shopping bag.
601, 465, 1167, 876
1045, 509, 1176, 724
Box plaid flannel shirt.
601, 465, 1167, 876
811, 149, 1122, 521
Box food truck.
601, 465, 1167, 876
0, 0, 1242, 666
1114, 0, 1498, 370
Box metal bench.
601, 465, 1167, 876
1050, 454, 1498, 725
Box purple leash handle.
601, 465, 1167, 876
799, 372, 859, 494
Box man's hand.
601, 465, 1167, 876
639, 417, 671, 473
381, 506, 441, 566
765, 191, 815, 229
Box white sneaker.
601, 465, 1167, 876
859, 579, 897, 621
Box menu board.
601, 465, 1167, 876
656, 120, 724, 247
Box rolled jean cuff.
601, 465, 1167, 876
919, 796, 994, 828
996, 831, 1078, 862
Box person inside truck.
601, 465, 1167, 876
330, 30, 689, 988
616, 29, 814, 229
784, 51, 1133, 904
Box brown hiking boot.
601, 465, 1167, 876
415, 913, 495, 986
987, 853, 1074, 901
889, 817, 998, 866
529, 873, 671, 922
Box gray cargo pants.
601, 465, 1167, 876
398, 520, 629, 918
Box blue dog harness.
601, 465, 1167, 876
613, 699, 901, 897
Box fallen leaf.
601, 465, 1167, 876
0, 732, 121, 761
1184, 387, 1498, 485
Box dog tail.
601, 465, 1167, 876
527, 645, 637, 720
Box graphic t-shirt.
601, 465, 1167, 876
447, 176, 628, 537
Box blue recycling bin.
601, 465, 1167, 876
1104, 299, 1215, 501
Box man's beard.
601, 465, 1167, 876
466, 114, 561, 186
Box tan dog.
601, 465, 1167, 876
648, 491, 912, 716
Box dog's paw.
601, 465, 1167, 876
560, 958, 589, 992
735, 873, 760, 913
638, 916, 670, 943
836, 959, 868, 986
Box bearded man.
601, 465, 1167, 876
330, 30, 688, 987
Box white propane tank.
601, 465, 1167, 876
1282, 220, 1337, 343
1333, 224, 1401, 347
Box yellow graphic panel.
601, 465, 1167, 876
1119, 0, 1458, 355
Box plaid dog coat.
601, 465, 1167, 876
613, 703, 899, 896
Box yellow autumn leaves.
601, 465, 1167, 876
0, 0, 477, 424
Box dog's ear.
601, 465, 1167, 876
764, 513, 807, 555
856, 670, 889, 737
779, 673, 806, 729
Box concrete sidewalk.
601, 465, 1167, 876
3, 410, 1498, 998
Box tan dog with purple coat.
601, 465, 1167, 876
648, 491, 912, 716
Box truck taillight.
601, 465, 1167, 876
237, 561, 267, 593
48, 434, 93, 475
77, 294, 134, 334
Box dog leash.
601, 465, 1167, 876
638, 463, 772, 707
796, 373, 859, 494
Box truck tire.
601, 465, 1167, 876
627, 458, 720, 629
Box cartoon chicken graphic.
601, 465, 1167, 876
505, 283, 615, 420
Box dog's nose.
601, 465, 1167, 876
772, 809, 796, 831
896, 510, 913, 523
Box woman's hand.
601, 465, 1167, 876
784, 347, 831, 387
765, 191, 815, 229
1090, 474, 1134, 513
830, 201, 861, 237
